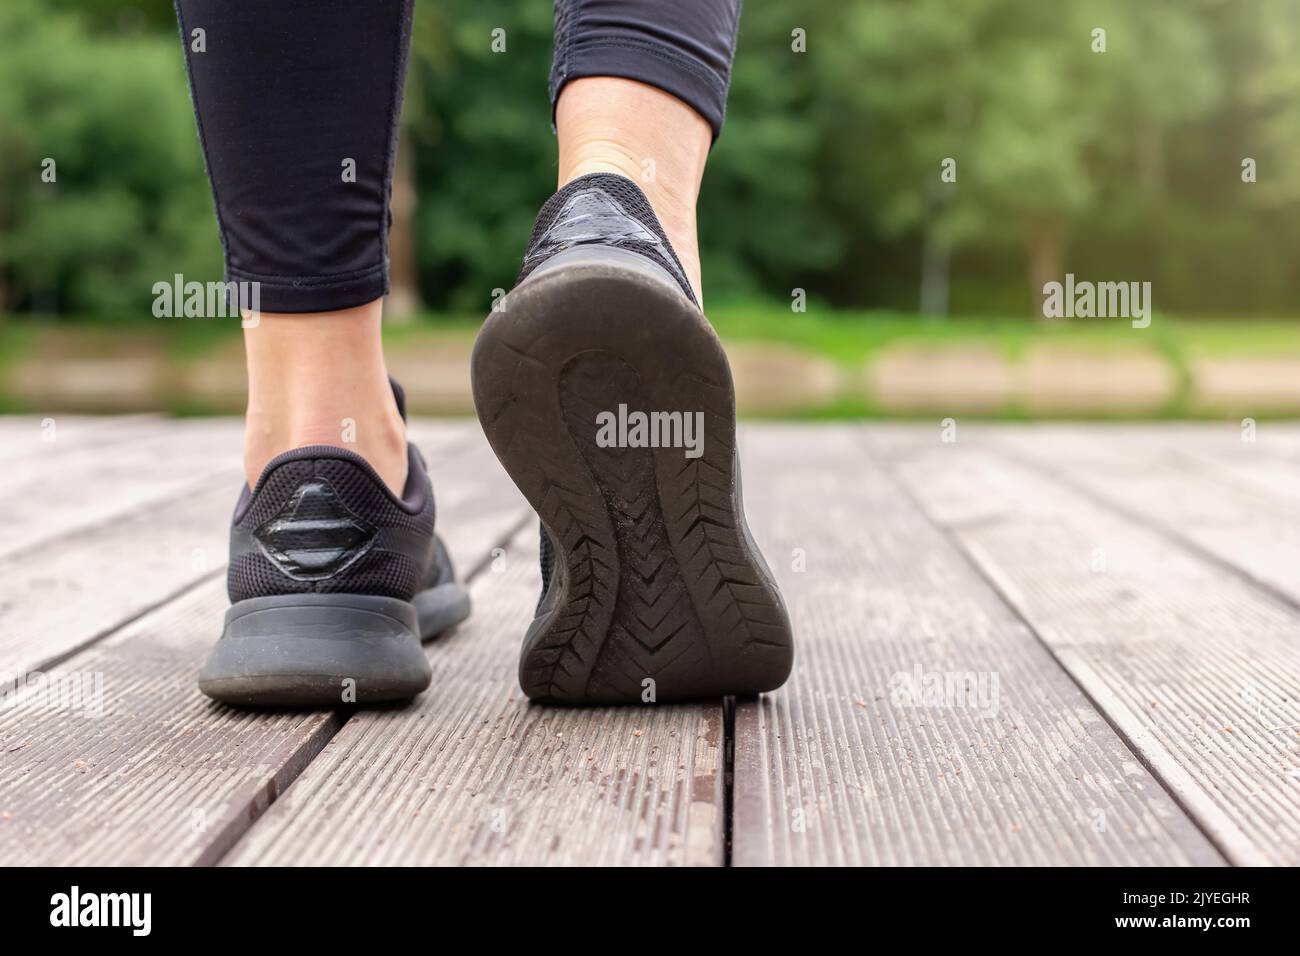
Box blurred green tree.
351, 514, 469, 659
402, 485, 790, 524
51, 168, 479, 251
404, 0, 841, 310
2, 0, 1297, 319
829, 0, 1221, 314
1248, 0, 1300, 208
404, 0, 557, 313
0, 0, 221, 315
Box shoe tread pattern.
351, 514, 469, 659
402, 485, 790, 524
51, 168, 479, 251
472, 260, 793, 704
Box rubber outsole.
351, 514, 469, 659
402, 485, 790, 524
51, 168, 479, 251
471, 246, 795, 705
199, 584, 470, 707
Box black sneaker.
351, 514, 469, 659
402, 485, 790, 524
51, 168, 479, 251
471, 173, 794, 705
199, 381, 470, 706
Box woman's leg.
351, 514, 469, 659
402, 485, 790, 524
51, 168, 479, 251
175, 0, 414, 492
472, 1, 792, 705
240, 302, 406, 493
556, 78, 711, 304
550, 0, 741, 305
178, 1, 471, 707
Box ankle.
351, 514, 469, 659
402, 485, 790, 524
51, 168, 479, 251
556, 78, 709, 304
244, 394, 408, 493
241, 302, 410, 494
562, 154, 703, 305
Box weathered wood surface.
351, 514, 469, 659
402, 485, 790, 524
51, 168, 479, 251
989, 424, 1300, 608
730, 426, 1222, 866
0, 414, 164, 464
0, 420, 473, 676
0, 418, 248, 561
874, 427, 1300, 866
225, 522, 725, 867
1, 419, 1297, 866
0, 425, 526, 865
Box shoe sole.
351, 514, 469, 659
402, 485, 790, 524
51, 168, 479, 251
198, 584, 470, 707
471, 246, 794, 705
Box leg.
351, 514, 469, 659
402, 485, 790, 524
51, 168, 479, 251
242, 303, 406, 494
176, 0, 413, 493
552, 0, 740, 304
557, 78, 710, 303
471, 0, 793, 705
177, 0, 469, 705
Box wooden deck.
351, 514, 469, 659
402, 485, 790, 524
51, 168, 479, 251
1, 418, 1298, 866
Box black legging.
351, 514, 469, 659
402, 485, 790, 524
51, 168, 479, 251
174, 0, 740, 313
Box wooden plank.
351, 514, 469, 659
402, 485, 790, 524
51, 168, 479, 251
0, 416, 203, 492
729, 425, 1221, 866
0, 477, 234, 677
0, 418, 471, 562
0, 420, 480, 679
1180, 453, 1300, 508
0, 415, 165, 465
0, 426, 527, 865
991, 426, 1300, 609
0, 580, 340, 866
225, 521, 725, 867
0, 419, 247, 561
885, 433, 1300, 866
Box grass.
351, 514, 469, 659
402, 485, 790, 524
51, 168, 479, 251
1, 306, 1298, 418
8, 305, 1293, 362
705, 302, 1300, 365
1171, 319, 1300, 358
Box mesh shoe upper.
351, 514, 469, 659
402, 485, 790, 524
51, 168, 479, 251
228, 442, 437, 603
516, 172, 697, 305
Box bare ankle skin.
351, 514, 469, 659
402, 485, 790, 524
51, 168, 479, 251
556, 76, 711, 305
242, 299, 408, 494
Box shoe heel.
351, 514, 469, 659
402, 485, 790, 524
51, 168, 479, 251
473, 258, 793, 704
199, 593, 431, 706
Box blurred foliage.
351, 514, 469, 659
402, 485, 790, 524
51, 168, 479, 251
2, 0, 1299, 317
0, 0, 221, 314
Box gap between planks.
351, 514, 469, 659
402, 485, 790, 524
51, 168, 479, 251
0, 420, 476, 679
221, 521, 726, 868
729, 425, 1221, 867
989, 425, 1300, 615
0, 422, 526, 865
873, 426, 1300, 865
